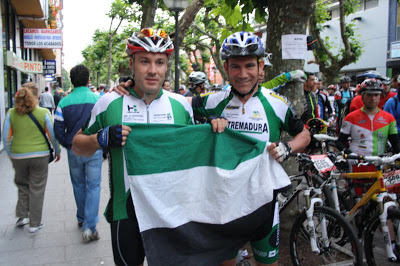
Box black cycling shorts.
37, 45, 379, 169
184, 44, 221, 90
110, 218, 145, 266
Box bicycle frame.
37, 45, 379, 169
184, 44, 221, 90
341, 170, 384, 221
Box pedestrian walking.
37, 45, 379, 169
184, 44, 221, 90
2, 82, 61, 233
54, 65, 103, 241
54, 64, 103, 241
39, 87, 55, 114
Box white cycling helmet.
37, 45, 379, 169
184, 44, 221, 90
189, 71, 207, 85
220, 31, 265, 60
126, 28, 174, 56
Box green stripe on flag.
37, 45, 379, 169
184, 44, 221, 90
123, 124, 266, 175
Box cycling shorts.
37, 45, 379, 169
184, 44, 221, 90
250, 201, 280, 264
110, 218, 145, 266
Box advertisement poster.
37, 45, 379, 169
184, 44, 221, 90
23, 28, 62, 49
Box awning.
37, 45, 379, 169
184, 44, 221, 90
10, 0, 44, 17
387, 58, 400, 68
40, 49, 56, 60
20, 18, 47, 29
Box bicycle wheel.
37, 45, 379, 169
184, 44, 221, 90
290, 206, 362, 266
364, 207, 400, 265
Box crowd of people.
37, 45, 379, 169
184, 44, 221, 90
2, 26, 400, 266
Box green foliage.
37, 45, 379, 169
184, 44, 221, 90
62, 68, 71, 91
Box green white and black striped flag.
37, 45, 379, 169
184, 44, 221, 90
124, 124, 290, 265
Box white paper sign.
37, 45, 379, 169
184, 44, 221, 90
282, 34, 307, 60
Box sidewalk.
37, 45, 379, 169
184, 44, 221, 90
0, 148, 114, 265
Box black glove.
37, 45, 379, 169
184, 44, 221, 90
97, 125, 123, 148
274, 141, 292, 162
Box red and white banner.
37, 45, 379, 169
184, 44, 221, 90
23, 28, 62, 49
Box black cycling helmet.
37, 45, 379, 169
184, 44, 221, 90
360, 78, 383, 94
220, 32, 265, 60
339, 76, 351, 84
189, 71, 207, 85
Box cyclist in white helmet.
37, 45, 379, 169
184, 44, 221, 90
185, 71, 208, 96
193, 31, 310, 266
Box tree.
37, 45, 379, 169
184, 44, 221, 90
62, 67, 71, 91
105, 0, 138, 86
309, 0, 363, 85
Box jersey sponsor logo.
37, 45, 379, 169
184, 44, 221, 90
377, 116, 388, 124
225, 105, 240, 110
228, 121, 268, 133
252, 111, 262, 120
253, 249, 268, 258
268, 250, 277, 258
378, 131, 383, 139
152, 113, 173, 123
127, 104, 139, 113
357, 119, 367, 124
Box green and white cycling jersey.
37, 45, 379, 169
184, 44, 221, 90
193, 85, 304, 143
83, 89, 193, 222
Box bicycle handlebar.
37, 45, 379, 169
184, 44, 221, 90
337, 153, 400, 165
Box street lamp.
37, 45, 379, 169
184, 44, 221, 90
164, 0, 189, 93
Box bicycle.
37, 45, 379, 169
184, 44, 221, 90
325, 153, 400, 265
289, 180, 363, 265
277, 152, 362, 265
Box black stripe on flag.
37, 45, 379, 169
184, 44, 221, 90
141, 201, 274, 266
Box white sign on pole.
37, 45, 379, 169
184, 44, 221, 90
281, 34, 307, 60
23, 28, 62, 49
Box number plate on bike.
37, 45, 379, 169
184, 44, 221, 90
384, 170, 400, 189
310, 154, 335, 173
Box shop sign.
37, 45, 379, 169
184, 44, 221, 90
43, 60, 56, 75
23, 28, 62, 49
6, 51, 43, 73
390, 41, 400, 58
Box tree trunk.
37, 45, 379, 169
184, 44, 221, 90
140, 0, 157, 29
175, 0, 204, 47
107, 32, 113, 86
266, 0, 315, 175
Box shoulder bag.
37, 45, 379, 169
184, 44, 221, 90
27, 112, 55, 163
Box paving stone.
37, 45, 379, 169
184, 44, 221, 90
0, 246, 65, 265
0, 149, 113, 265
65, 240, 113, 261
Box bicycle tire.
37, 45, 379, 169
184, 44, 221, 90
364, 207, 400, 265
290, 206, 363, 266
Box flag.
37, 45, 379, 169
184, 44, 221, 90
124, 124, 290, 265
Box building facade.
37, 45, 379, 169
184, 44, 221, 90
305, 0, 398, 80
0, 0, 63, 151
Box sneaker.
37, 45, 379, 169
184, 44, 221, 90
15, 218, 30, 227
82, 228, 100, 241
29, 223, 43, 233
78, 222, 83, 228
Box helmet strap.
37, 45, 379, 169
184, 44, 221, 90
231, 81, 258, 98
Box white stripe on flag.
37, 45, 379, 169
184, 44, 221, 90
129, 153, 289, 232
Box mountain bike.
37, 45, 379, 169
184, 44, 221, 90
324, 153, 400, 265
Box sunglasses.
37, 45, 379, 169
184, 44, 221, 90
224, 43, 259, 56
140, 28, 168, 39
